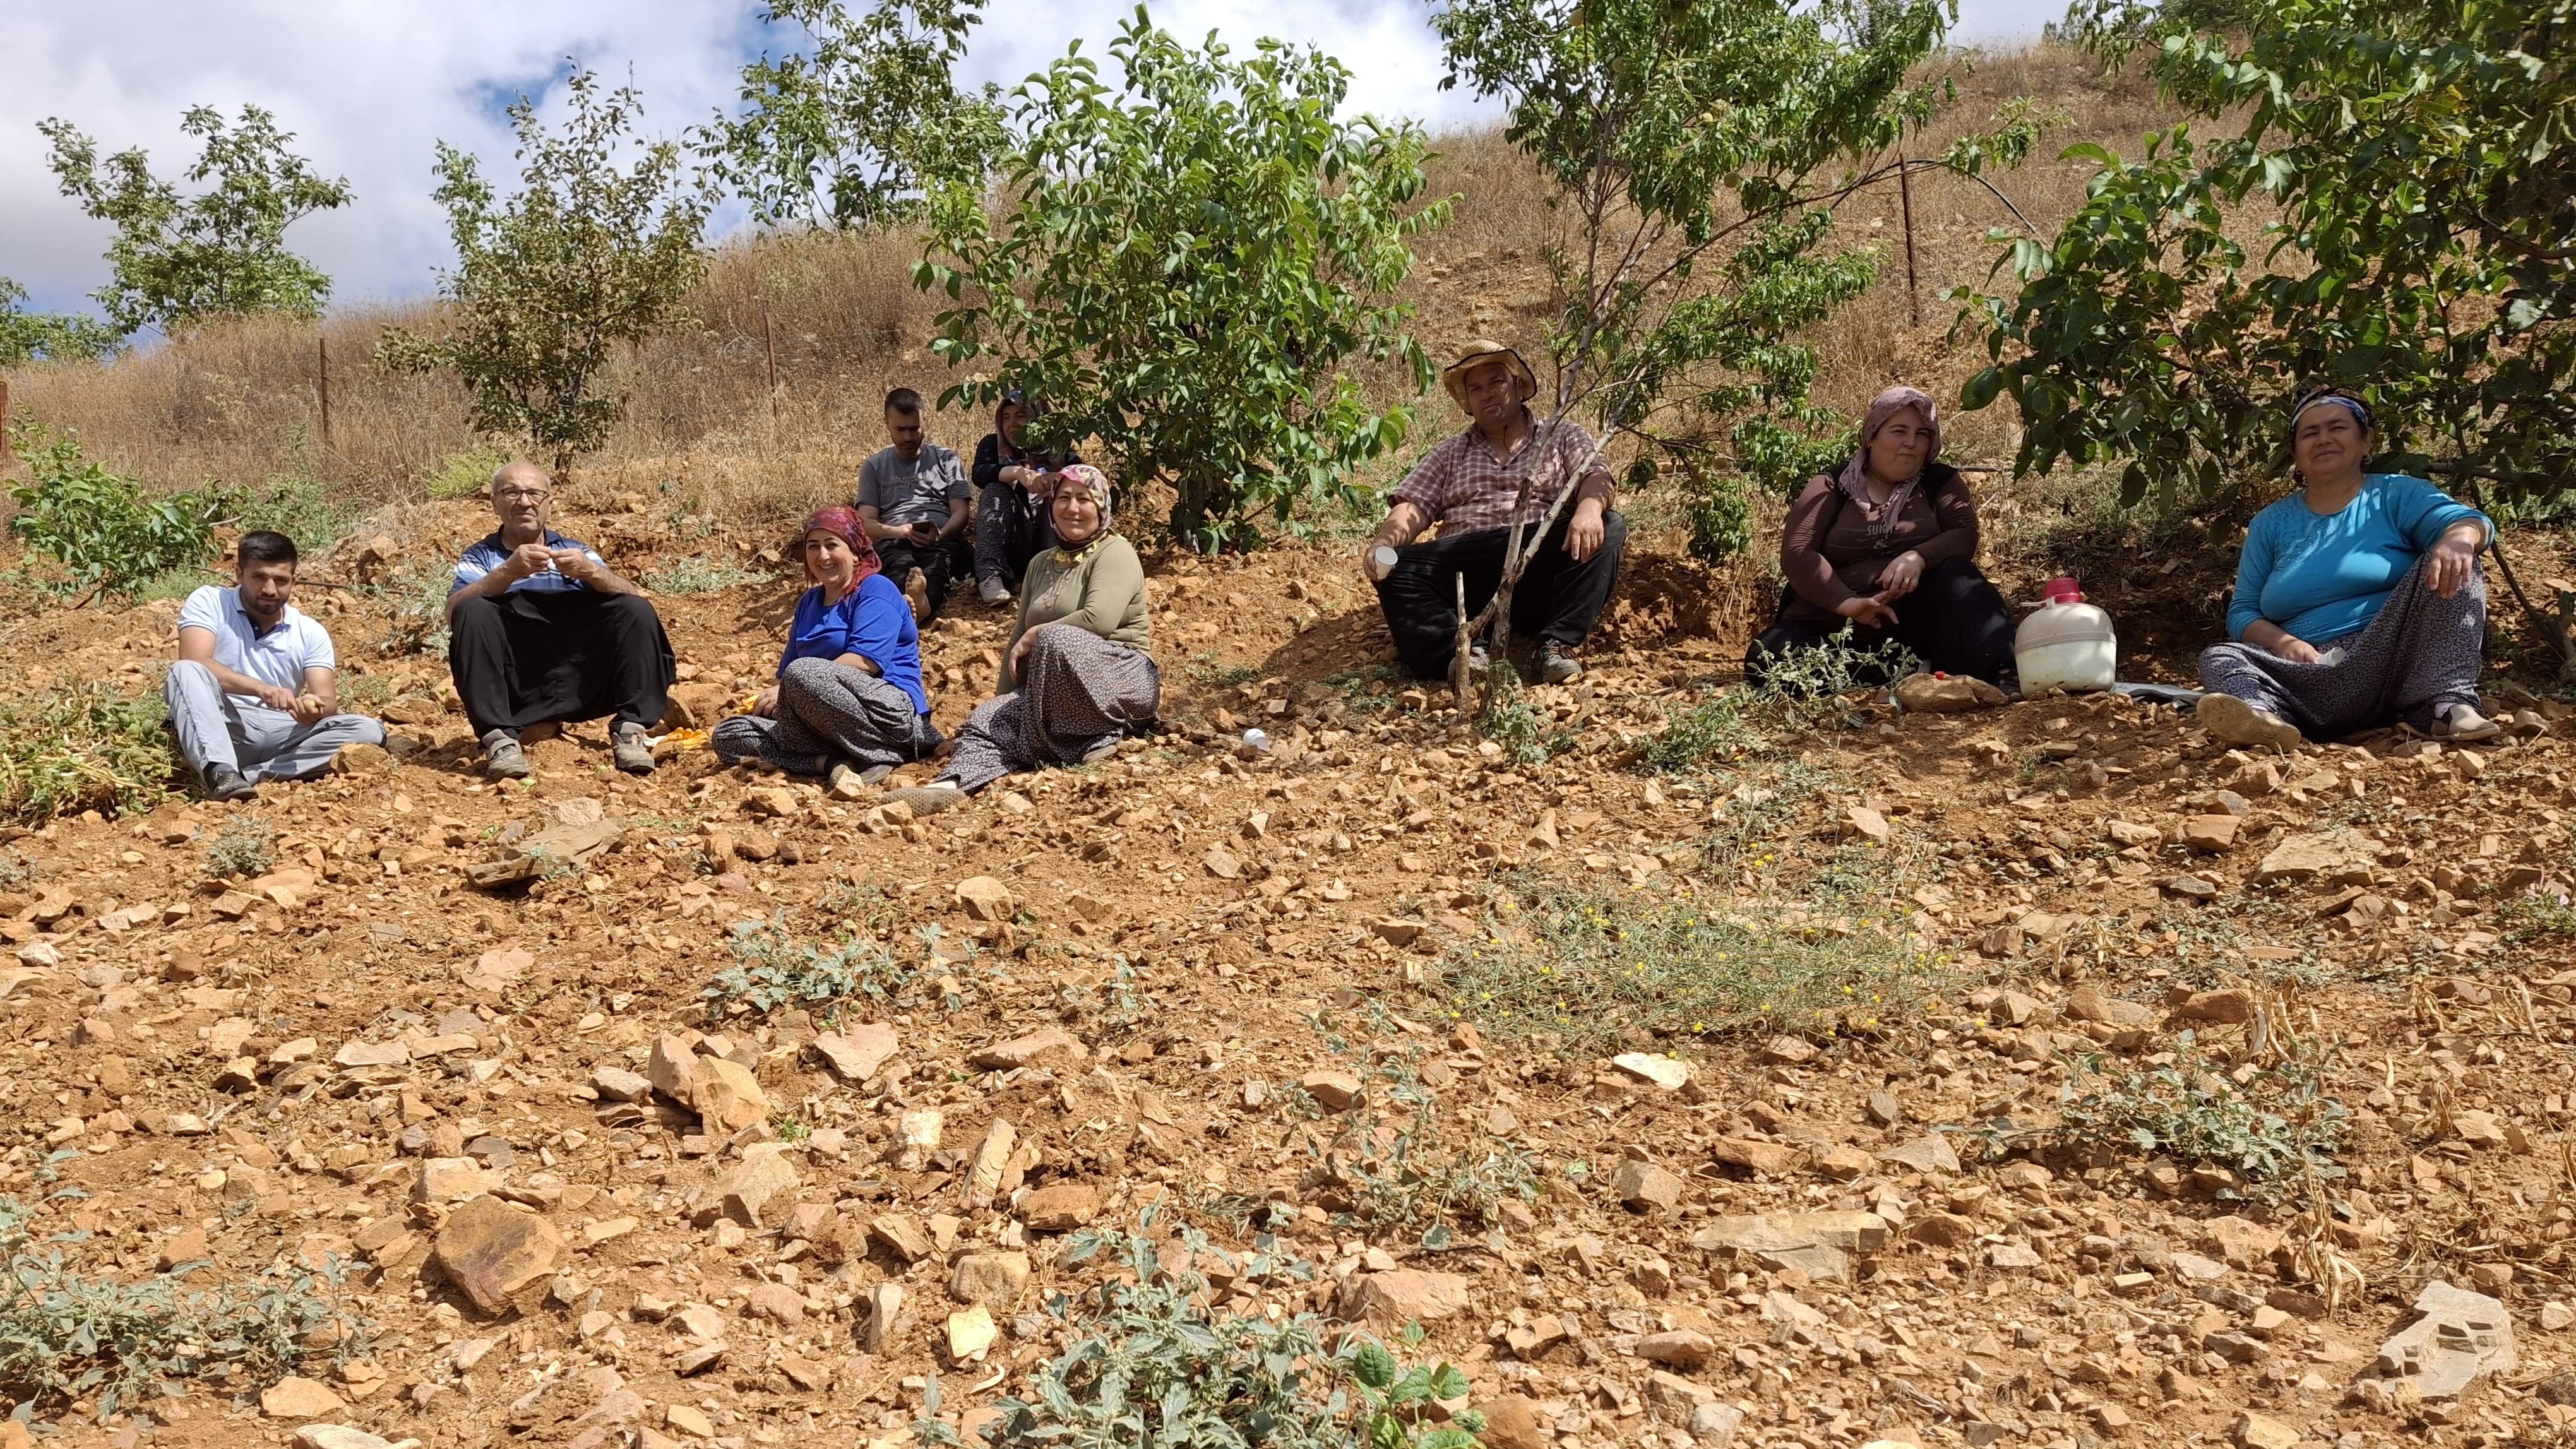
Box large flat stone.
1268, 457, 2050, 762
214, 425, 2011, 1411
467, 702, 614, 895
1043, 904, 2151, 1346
970, 1027, 1087, 1071
434, 1194, 566, 1316
1340, 1268, 1473, 1327
811, 1023, 899, 1082
1879, 1136, 1961, 1174
2255, 832, 2369, 885
1690, 1210, 1890, 1282
2369, 1279, 2514, 1399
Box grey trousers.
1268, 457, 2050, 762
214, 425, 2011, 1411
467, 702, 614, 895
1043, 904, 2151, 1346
2198, 556, 2486, 737
938, 628, 1159, 794
164, 661, 386, 782
710, 657, 939, 775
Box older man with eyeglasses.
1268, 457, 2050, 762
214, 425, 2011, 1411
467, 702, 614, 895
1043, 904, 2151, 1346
446, 462, 676, 779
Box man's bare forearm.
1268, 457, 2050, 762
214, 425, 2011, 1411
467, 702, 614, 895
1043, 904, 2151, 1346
1371, 502, 1431, 551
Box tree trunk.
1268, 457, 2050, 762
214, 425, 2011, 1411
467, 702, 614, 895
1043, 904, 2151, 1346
2460, 480, 2576, 679
1168, 471, 1215, 555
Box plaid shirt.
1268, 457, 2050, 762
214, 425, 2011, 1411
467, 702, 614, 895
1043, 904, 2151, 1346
1390, 412, 1610, 535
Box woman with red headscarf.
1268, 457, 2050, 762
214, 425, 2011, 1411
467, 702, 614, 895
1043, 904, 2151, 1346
1746, 385, 2015, 690
712, 506, 939, 790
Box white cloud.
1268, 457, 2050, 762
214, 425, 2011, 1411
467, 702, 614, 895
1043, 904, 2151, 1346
1, 0, 2063, 320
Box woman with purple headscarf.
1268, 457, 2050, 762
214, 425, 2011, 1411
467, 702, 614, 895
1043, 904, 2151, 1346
712, 506, 941, 790
1746, 385, 2016, 689
2193, 390, 2496, 748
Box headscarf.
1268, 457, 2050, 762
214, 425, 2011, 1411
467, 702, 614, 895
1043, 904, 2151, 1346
1051, 464, 1112, 547
2290, 390, 2373, 437
995, 389, 1029, 456
1835, 385, 1943, 536
801, 505, 882, 587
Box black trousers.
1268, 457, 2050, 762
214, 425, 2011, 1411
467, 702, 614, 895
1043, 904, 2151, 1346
449, 589, 676, 737
974, 484, 1055, 590
1373, 512, 1628, 681
1744, 556, 2015, 689
878, 535, 972, 619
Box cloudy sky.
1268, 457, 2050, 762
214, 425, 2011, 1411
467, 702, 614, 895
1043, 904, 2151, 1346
4, 0, 2063, 323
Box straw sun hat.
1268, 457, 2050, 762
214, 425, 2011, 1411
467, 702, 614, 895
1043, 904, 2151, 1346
1440, 339, 1538, 411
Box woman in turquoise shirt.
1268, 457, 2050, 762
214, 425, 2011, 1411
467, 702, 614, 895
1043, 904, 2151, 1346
2196, 391, 2498, 748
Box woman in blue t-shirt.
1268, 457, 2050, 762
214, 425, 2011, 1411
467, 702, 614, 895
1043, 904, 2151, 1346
2196, 391, 2498, 748
712, 506, 942, 789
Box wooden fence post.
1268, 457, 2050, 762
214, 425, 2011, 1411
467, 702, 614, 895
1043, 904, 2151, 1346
1897, 153, 1922, 329
762, 301, 781, 425
317, 334, 333, 451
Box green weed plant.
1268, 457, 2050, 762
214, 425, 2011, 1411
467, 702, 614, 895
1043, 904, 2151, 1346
977, 1214, 1481, 1449
372, 557, 459, 656
0, 1195, 367, 1422
1645, 633, 1919, 773
1477, 661, 1573, 768
704, 916, 914, 1020
1440, 880, 1945, 1052
424, 444, 514, 500
2055, 1032, 2347, 1193
1322, 1101, 1538, 1250
641, 555, 766, 595
2498, 892, 2576, 945
4, 422, 230, 603
0, 680, 174, 823
202, 817, 275, 878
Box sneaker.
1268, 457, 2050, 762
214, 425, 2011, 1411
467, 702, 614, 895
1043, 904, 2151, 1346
201, 765, 258, 802
2197, 693, 2303, 751
1535, 643, 1583, 684
902, 568, 931, 623
1466, 643, 1492, 673
978, 575, 1013, 607
884, 784, 967, 816
481, 729, 532, 780
612, 721, 656, 775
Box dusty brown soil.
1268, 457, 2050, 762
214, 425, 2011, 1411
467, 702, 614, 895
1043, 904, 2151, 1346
0, 490, 2572, 1449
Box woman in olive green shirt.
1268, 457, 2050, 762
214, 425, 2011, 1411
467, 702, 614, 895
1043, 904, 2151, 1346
891, 466, 1157, 811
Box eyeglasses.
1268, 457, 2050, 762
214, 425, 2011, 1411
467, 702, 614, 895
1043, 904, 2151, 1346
496, 489, 550, 503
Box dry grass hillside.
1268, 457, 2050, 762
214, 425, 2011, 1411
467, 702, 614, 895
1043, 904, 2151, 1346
1, 37, 2575, 1449
3, 44, 2165, 525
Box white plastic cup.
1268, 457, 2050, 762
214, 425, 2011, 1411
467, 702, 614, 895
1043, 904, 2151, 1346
1242, 729, 1270, 754
1367, 545, 1398, 582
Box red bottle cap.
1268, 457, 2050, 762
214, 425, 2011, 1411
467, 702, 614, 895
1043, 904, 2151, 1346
2043, 577, 2084, 604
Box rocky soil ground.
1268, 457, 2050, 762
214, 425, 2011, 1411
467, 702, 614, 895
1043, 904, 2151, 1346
0, 487, 2572, 1449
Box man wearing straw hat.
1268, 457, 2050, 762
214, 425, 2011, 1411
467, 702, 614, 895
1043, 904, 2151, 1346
1361, 340, 1624, 683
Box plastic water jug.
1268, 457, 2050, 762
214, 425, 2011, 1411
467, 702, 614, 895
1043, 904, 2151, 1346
2015, 577, 2116, 693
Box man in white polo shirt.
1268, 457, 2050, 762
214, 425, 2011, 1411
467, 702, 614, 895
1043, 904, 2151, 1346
165, 530, 385, 801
